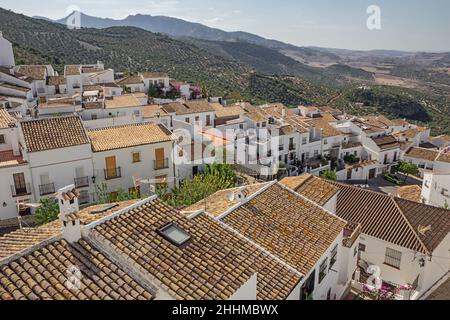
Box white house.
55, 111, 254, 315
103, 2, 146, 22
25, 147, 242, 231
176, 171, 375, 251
0, 31, 15, 67
183, 181, 360, 300
334, 182, 450, 300
19, 116, 94, 206
87, 122, 175, 199
362, 135, 400, 174
0, 109, 34, 220
140, 71, 170, 92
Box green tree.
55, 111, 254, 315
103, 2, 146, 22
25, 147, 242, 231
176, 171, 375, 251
34, 198, 59, 226
396, 161, 420, 183
163, 163, 235, 209
148, 83, 162, 98
320, 169, 337, 181
276, 162, 288, 180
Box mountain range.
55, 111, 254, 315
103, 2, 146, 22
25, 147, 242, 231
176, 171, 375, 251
1, 7, 449, 134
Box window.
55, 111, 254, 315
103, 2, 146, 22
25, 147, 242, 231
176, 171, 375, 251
0, 134, 5, 144
319, 258, 328, 283
384, 247, 402, 269
353, 246, 358, 257
329, 245, 338, 269
262, 122, 267, 128
195, 116, 200, 123
159, 224, 191, 246
324, 139, 328, 145
132, 152, 141, 163
302, 137, 307, 145
441, 188, 449, 197
358, 243, 366, 253
206, 115, 211, 126
185, 117, 190, 124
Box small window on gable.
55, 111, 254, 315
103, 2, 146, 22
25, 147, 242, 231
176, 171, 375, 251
159, 224, 191, 247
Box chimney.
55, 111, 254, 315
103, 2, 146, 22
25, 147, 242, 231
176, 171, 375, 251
228, 187, 249, 202
281, 108, 286, 118
57, 185, 82, 243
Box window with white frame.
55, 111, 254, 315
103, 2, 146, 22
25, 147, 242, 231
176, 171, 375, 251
384, 247, 402, 269
0, 134, 5, 144
318, 258, 328, 283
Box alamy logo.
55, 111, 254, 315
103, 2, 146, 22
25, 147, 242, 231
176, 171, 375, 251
367, 5, 382, 30
66, 5, 82, 30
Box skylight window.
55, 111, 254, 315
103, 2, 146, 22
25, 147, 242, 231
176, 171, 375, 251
159, 224, 191, 246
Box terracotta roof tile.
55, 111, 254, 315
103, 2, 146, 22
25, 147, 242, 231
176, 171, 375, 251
21, 116, 89, 153
116, 75, 144, 85
0, 150, 27, 168
92, 199, 302, 300
332, 182, 450, 254
0, 239, 154, 300
0, 201, 140, 261
222, 183, 346, 275
15, 65, 47, 80
372, 135, 400, 150
64, 65, 81, 76
280, 174, 339, 206
0, 109, 16, 129
140, 72, 168, 79
397, 185, 423, 203
88, 122, 172, 152
183, 183, 270, 217
142, 105, 167, 118
405, 147, 439, 162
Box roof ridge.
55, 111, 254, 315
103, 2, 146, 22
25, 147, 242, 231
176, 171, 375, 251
87, 121, 162, 132
391, 197, 431, 255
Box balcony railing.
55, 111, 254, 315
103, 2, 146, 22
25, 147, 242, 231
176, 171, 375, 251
39, 183, 55, 196
11, 183, 32, 197
154, 159, 169, 170
74, 176, 89, 188
104, 167, 121, 180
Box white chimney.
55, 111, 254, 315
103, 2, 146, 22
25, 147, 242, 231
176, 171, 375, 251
281, 108, 286, 118
57, 185, 82, 243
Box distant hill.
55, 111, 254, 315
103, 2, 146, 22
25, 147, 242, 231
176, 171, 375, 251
2, 7, 334, 106
4, 7, 449, 134
35, 11, 344, 65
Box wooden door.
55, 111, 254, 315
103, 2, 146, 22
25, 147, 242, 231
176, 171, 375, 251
155, 148, 165, 169
105, 156, 117, 178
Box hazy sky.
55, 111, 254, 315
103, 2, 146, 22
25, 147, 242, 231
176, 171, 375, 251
0, 0, 449, 51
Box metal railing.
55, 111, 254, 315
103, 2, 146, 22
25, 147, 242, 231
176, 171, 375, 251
74, 176, 89, 188
154, 159, 169, 170
104, 167, 122, 180
11, 183, 32, 197
39, 183, 55, 196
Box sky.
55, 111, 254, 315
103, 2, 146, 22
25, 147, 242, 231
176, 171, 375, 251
0, 0, 449, 52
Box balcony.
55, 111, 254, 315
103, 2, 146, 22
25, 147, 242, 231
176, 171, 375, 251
154, 159, 169, 170
11, 183, 32, 197
74, 176, 89, 188
104, 167, 122, 180
39, 183, 55, 196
